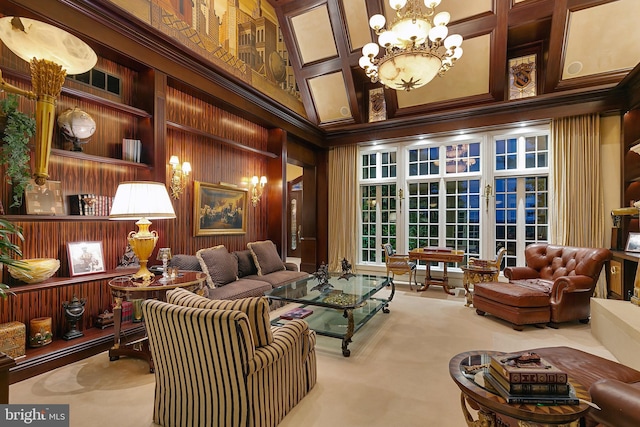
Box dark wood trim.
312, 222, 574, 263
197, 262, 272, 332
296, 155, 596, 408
50, 149, 152, 169
5, 269, 138, 294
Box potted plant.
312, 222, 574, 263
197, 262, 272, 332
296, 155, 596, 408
0, 94, 35, 208
0, 218, 26, 298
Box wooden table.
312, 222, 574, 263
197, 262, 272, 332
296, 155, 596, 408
461, 265, 499, 307
409, 249, 464, 294
108, 271, 207, 372
449, 350, 590, 427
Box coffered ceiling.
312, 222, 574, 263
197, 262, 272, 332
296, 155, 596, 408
267, 0, 640, 137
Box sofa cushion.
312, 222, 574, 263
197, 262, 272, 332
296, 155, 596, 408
207, 278, 272, 300
168, 254, 202, 271
234, 249, 258, 277
167, 287, 273, 347
247, 240, 285, 276
196, 245, 238, 288
244, 270, 310, 288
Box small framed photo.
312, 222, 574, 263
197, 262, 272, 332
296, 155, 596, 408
626, 232, 640, 253
67, 241, 106, 276
25, 179, 64, 215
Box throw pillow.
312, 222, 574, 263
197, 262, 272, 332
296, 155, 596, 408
234, 249, 258, 277
166, 287, 273, 348
196, 245, 238, 288
168, 254, 202, 271
247, 240, 285, 276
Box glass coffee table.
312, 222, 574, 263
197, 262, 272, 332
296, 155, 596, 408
266, 274, 394, 357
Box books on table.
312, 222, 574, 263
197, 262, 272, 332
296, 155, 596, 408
280, 307, 313, 320
483, 351, 578, 405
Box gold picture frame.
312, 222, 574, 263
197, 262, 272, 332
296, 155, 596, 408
193, 181, 247, 236
24, 179, 64, 215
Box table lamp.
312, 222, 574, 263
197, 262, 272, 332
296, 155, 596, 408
0, 17, 97, 185
109, 182, 176, 283
156, 247, 172, 283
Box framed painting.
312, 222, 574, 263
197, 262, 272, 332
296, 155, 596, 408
193, 181, 247, 236
25, 179, 65, 215
626, 232, 640, 253
67, 241, 106, 276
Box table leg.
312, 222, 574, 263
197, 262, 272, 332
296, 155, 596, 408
110, 296, 122, 355
460, 393, 495, 427
463, 272, 473, 307
341, 308, 354, 357
417, 264, 431, 292
442, 264, 455, 295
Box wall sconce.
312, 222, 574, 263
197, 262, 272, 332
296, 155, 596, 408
169, 155, 191, 199
0, 17, 97, 185
251, 175, 267, 207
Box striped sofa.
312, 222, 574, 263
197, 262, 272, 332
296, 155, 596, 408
142, 288, 317, 427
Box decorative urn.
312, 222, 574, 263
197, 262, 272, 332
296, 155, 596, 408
62, 295, 87, 340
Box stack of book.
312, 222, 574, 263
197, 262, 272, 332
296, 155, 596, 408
484, 352, 579, 405
122, 138, 142, 162
68, 194, 115, 216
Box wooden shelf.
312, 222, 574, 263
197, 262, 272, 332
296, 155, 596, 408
51, 148, 152, 169
3, 215, 111, 222
9, 322, 146, 384
5, 269, 138, 293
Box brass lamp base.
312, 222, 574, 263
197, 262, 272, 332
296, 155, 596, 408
128, 217, 158, 284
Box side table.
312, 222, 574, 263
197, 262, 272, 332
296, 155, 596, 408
461, 265, 499, 307
449, 350, 590, 427
409, 249, 464, 295
108, 271, 207, 372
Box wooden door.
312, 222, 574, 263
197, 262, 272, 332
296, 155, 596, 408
287, 176, 303, 258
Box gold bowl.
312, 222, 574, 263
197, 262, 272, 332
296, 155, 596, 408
8, 258, 60, 283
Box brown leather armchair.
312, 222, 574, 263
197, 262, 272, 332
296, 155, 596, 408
473, 244, 612, 330
589, 378, 640, 427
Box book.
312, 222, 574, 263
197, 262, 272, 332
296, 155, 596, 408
487, 366, 570, 395
280, 307, 313, 320
483, 372, 579, 405
490, 353, 568, 384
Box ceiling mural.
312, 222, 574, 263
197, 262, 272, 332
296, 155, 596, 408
108, 0, 306, 117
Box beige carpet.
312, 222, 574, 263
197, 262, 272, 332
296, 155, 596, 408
9, 285, 616, 427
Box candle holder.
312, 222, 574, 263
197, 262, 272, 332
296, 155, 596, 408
156, 247, 172, 284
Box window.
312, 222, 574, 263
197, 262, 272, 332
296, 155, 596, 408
358, 127, 549, 268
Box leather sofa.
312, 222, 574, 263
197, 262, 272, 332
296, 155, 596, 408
472, 244, 612, 330
589, 378, 640, 427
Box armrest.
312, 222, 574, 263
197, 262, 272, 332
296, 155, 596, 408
550, 275, 594, 303
248, 319, 308, 373
504, 266, 539, 280
589, 379, 640, 427
389, 255, 410, 262
285, 262, 299, 272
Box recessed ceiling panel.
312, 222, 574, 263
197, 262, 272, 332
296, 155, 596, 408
342, 0, 371, 52
307, 72, 351, 123
562, 0, 640, 80
397, 34, 490, 108
290, 4, 338, 65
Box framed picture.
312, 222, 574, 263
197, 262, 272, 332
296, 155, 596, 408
67, 241, 106, 276
626, 233, 640, 253
193, 181, 247, 236
24, 179, 64, 215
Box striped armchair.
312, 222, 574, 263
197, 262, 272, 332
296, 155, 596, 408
142, 290, 317, 427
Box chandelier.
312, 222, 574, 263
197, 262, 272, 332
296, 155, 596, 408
359, 0, 463, 91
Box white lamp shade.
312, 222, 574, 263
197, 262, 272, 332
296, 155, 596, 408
182, 162, 192, 174
109, 181, 176, 220
390, 0, 408, 10
451, 47, 463, 60
433, 12, 450, 26
425, 0, 441, 8
378, 31, 398, 48
359, 56, 372, 69
0, 17, 97, 75
169, 155, 179, 166
369, 14, 386, 31
444, 34, 463, 50
362, 43, 380, 58
428, 25, 448, 42
392, 18, 430, 46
